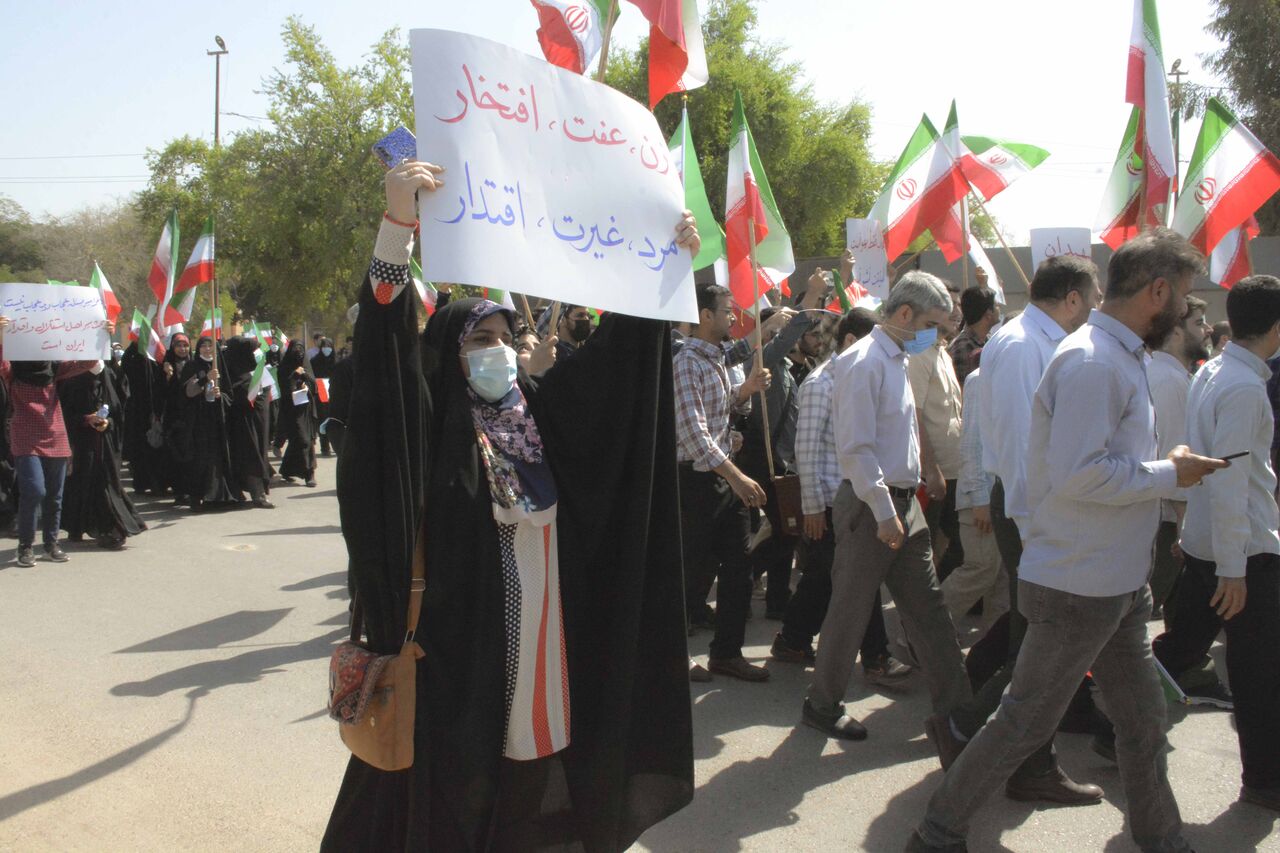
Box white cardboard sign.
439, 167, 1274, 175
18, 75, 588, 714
0, 283, 111, 360
1029, 227, 1093, 278
845, 218, 890, 300
411, 29, 696, 321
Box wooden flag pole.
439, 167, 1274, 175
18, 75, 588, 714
517, 293, 536, 331
894, 239, 936, 271
961, 196, 970, 290
595, 0, 620, 83
970, 193, 1032, 290
747, 215, 775, 479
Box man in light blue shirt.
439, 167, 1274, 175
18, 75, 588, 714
911, 228, 1227, 853
1158, 275, 1280, 813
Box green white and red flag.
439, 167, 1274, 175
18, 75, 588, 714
316, 377, 331, 403
164, 286, 196, 327
928, 103, 977, 263
410, 257, 439, 316
137, 313, 166, 362
176, 216, 215, 292
870, 112, 970, 262
480, 286, 516, 310
275, 327, 290, 350
724, 90, 794, 309
128, 308, 145, 342
1172, 98, 1280, 256
1126, 0, 1175, 217
1095, 106, 1158, 249
201, 308, 223, 340
89, 262, 122, 322
1209, 217, 1259, 290
148, 210, 179, 304
248, 346, 270, 404
669, 103, 725, 272
958, 135, 1050, 202
627, 0, 708, 107
530, 0, 613, 75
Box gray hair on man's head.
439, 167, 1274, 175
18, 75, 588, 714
884, 271, 953, 317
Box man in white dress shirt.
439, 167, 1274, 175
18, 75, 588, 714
910, 228, 1227, 853
1164, 275, 1280, 813
802, 272, 969, 741
928, 255, 1106, 803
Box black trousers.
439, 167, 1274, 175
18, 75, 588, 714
780, 507, 890, 663
750, 474, 796, 613
679, 466, 753, 661
1155, 553, 1280, 790
924, 478, 965, 582
951, 478, 1056, 777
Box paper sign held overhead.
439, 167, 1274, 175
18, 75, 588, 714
411, 29, 696, 322
0, 283, 111, 360
845, 218, 890, 300
1029, 228, 1093, 278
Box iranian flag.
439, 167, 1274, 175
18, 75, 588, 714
969, 241, 1005, 305
530, 0, 612, 75
1095, 106, 1158, 250
826, 268, 879, 313
870, 113, 971, 261
724, 91, 794, 309
128, 308, 146, 342
176, 216, 215, 292
959, 135, 1050, 202
669, 103, 725, 272
1127, 0, 1175, 216
201, 308, 224, 340
627, 0, 708, 107
478, 286, 516, 310
316, 377, 331, 404
248, 347, 270, 404
138, 313, 166, 362
148, 210, 179, 304
275, 327, 291, 351
410, 257, 439, 316
1210, 217, 1260, 289
164, 286, 197, 327
1172, 98, 1280, 256
89, 262, 122, 322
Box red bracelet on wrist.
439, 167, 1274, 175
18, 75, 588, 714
383, 211, 418, 229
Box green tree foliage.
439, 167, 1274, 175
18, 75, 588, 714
136, 17, 412, 328
0, 196, 43, 282
1207, 0, 1280, 234
603, 0, 882, 258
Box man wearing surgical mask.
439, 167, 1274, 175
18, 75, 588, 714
555, 304, 594, 362
803, 272, 969, 742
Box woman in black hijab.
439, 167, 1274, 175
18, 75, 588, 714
322, 162, 695, 851
120, 341, 166, 495
310, 335, 336, 457
222, 335, 274, 508
174, 336, 236, 510
58, 365, 145, 548
161, 332, 193, 504
277, 340, 318, 487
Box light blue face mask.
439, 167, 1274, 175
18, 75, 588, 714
902, 326, 938, 356
465, 344, 518, 402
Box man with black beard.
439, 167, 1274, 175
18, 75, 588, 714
1147, 295, 1214, 618
911, 228, 1227, 853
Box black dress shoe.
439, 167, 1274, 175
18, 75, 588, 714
770, 633, 815, 663
1240, 785, 1280, 812
801, 698, 867, 740
905, 830, 968, 852
708, 656, 770, 682
43, 544, 70, 563
252, 497, 275, 509
1006, 766, 1103, 805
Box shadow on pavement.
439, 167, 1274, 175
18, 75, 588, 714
226, 525, 341, 537
0, 690, 199, 822
115, 609, 293, 654
280, 572, 347, 592
109, 627, 346, 698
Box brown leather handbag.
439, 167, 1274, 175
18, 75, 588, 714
771, 473, 804, 537
328, 534, 426, 771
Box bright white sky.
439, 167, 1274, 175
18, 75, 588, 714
0, 0, 1227, 243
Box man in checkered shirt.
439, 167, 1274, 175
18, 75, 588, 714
674, 283, 772, 682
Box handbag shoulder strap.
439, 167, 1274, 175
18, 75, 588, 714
402, 524, 427, 648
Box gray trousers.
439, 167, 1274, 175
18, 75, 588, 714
808, 482, 969, 715
920, 581, 1189, 853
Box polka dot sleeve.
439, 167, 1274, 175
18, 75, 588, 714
369, 218, 415, 305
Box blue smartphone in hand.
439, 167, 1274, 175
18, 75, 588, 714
372, 126, 417, 169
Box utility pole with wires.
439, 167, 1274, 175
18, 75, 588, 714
207, 36, 229, 149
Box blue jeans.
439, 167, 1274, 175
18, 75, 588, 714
16, 455, 69, 549
920, 581, 1189, 852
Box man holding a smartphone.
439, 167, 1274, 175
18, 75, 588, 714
1165, 275, 1280, 814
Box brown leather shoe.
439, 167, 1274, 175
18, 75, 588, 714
1006, 767, 1103, 806
770, 633, 815, 663
925, 713, 966, 771
708, 656, 770, 682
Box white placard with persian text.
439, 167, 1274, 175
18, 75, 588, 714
1029, 228, 1093, 278
845, 218, 890, 300
411, 29, 696, 321
0, 283, 110, 360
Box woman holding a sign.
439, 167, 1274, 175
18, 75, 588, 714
323, 161, 698, 851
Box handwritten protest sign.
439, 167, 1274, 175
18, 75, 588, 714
1030, 228, 1093, 277
0, 283, 110, 360
410, 29, 696, 322
845, 218, 890, 300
